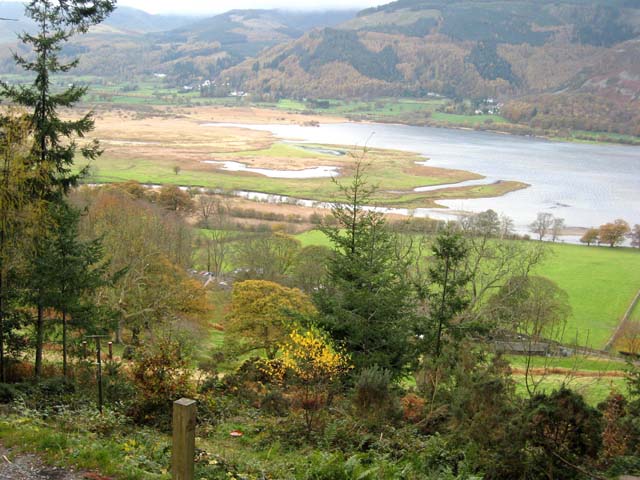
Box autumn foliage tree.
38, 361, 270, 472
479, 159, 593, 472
580, 228, 599, 246
157, 184, 194, 213
130, 332, 196, 424
76, 188, 207, 344
599, 219, 630, 247
226, 280, 316, 359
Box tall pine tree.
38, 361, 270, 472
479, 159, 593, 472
0, 0, 115, 378
33, 201, 110, 377
425, 229, 470, 358
315, 160, 415, 381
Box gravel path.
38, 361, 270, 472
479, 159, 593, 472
0, 445, 101, 480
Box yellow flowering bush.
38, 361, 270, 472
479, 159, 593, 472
281, 329, 350, 385
279, 328, 351, 433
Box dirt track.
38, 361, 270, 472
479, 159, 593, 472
0, 445, 100, 480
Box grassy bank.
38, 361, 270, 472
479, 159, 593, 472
536, 244, 640, 349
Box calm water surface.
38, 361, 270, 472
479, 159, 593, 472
205, 122, 640, 231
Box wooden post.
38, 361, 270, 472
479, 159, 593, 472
172, 398, 196, 480
95, 338, 103, 414
108, 341, 113, 361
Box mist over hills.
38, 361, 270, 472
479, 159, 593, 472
0, 3, 198, 40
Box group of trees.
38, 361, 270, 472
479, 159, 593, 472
0, 1, 211, 380
223, 164, 559, 384
208, 164, 640, 478
531, 214, 639, 248
581, 219, 636, 248
502, 94, 640, 138
0, 0, 117, 380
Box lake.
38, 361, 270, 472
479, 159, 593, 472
205, 122, 640, 233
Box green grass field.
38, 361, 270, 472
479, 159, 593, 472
512, 374, 627, 405
536, 244, 640, 349
505, 354, 627, 373
295, 230, 640, 349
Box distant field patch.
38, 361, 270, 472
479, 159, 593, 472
536, 244, 640, 349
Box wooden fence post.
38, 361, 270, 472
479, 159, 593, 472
172, 398, 197, 480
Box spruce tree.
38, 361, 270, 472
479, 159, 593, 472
315, 161, 415, 381
41, 201, 110, 377
0, 0, 115, 377
425, 229, 470, 358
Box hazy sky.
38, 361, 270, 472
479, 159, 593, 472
52, 0, 385, 15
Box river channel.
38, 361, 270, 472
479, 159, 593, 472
205, 122, 640, 233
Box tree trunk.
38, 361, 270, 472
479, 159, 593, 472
0, 305, 4, 383
131, 326, 140, 345
435, 258, 450, 358
0, 269, 4, 383
115, 319, 123, 344
62, 310, 67, 377
0, 224, 6, 383
35, 303, 44, 378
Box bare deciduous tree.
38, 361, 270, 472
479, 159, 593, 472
530, 212, 554, 241
551, 217, 565, 242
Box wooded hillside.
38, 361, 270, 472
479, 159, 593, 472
222, 0, 640, 135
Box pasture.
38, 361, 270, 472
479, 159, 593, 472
295, 230, 640, 350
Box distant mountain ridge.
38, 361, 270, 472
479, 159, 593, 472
1, 1, 638, 135
219, 0, 640, 135
0, 2, 198, 40
0, 5, 357, 82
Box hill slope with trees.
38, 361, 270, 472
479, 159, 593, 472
0, 4, 356, 83
222, 0, 640, 135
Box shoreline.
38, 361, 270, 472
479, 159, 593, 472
81, 99, 640, 146
259, 106, 640, 147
